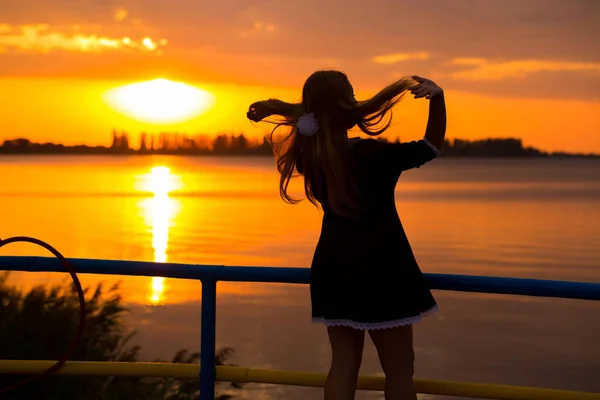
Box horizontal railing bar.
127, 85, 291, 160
1, 256, 599, 300
0, 256, 307, 283
0, 360, 598, 400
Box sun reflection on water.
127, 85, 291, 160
138, 165, 182, 305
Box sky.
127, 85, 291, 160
0, 0, 599, 153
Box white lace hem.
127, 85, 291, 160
312, 305, 438, 331
423, 137, 442, 156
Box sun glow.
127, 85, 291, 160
104, 79, 215, 124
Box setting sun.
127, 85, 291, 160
103, 78, 215, 124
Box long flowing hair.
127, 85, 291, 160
250, 70, 413, 218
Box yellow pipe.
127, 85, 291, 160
1, 360, 599, 400
217, 367, 600, 400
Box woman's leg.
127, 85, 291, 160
368, 325, 417, 400
325, 326, 365, 400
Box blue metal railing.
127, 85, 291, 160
1, 255, 600, 399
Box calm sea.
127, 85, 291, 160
1, 155, 599, 399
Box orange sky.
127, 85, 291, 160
0, 0, 599, 153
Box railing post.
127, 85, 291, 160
199, 278, 217, 400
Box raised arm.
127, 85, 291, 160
410, 76, 446, 151
247, 99, 303, 122
375, 77, 446, 173
424, 93, 446, 150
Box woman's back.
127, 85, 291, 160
318, 137, 440, 225
309, 136, 440, 331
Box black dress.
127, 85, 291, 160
309, 137, 439, 330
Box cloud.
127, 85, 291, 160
0, 0, 598, 102
114, 7, 129, 23
372, 52, 430, 64
253, 22, 275, 33
239, 21, 276, 38
448, 57, 600, 80
0, 24, 167, 54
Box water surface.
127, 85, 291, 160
1, 155, 599, 399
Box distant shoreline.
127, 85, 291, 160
1, 152, 598, 159
1, 135, 598, 158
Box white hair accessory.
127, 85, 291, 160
296, 113, 319, 137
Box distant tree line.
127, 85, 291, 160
0, 131, 273, 156
0, 130, 597, 158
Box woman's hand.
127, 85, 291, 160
247, 100, 275, 122
409, 76, 443, 100
247, 99, 303, 122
